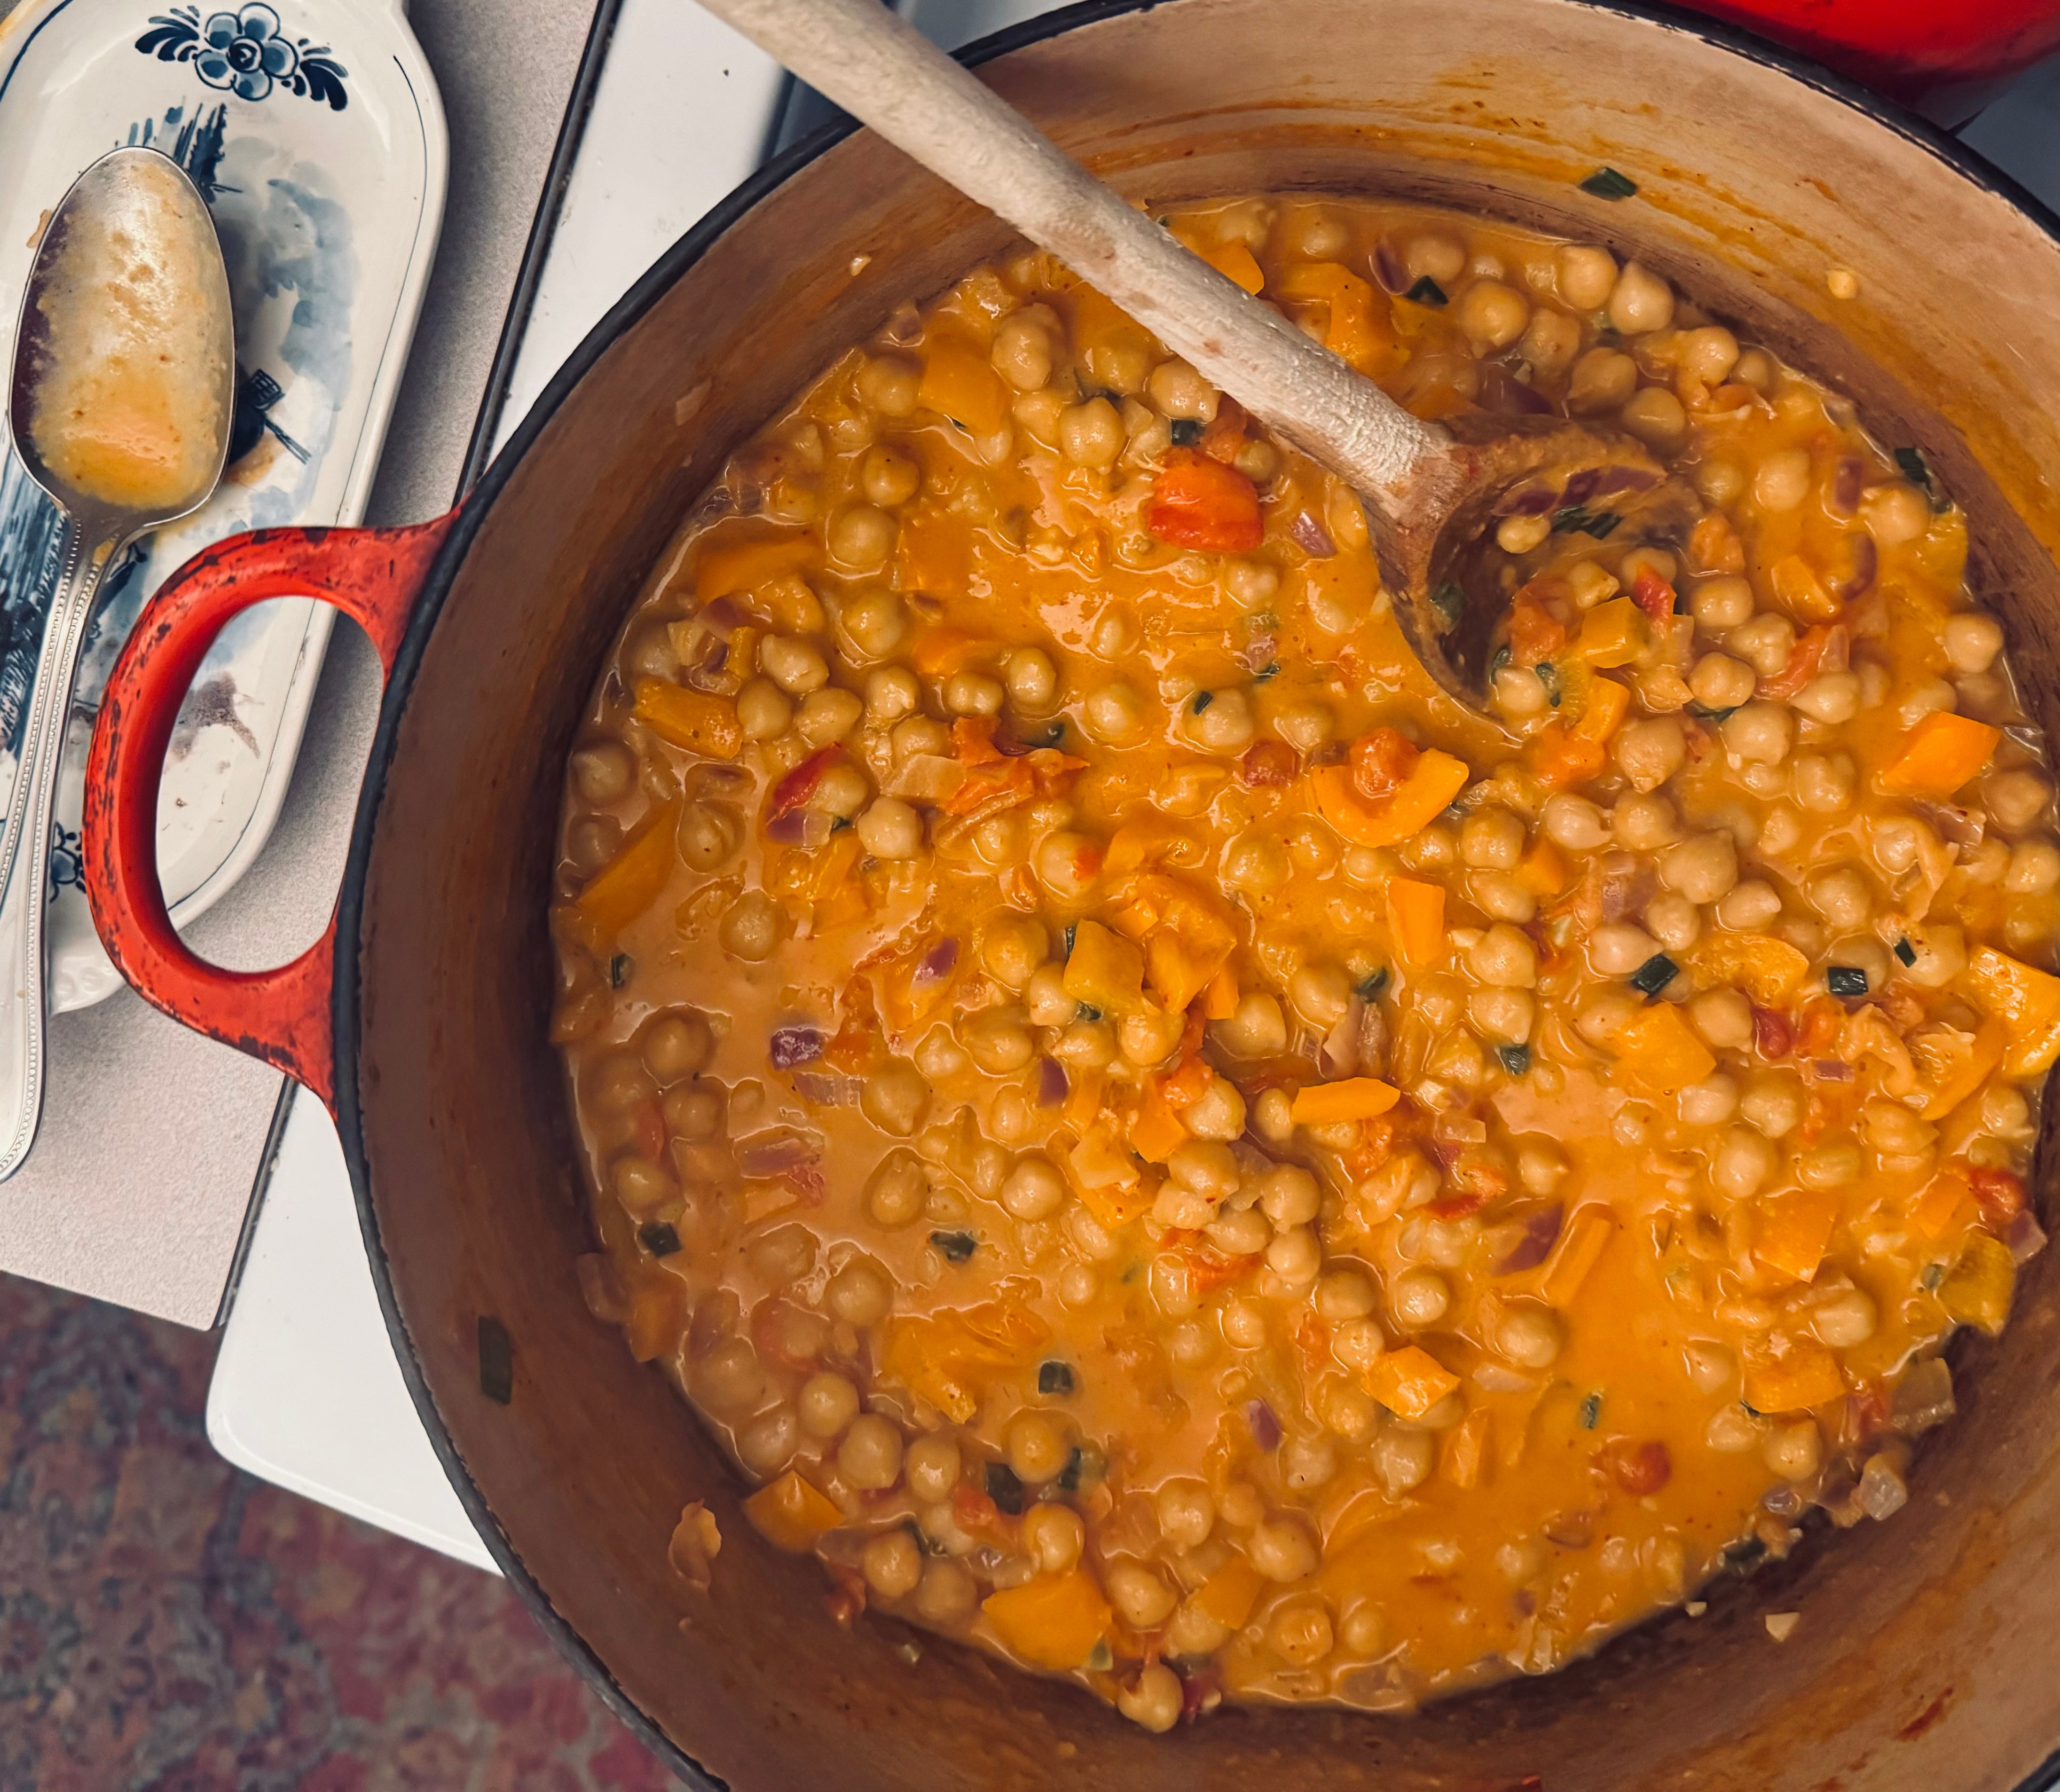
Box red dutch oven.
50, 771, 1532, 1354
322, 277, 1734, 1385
79, 2, 2060, 1787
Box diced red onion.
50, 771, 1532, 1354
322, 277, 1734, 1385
1373, 240, 1408, 295
1830, 456, 1864, 517
693, 596, 740, 640
1495, 1203, 1564, 1273
737, 1128, 823, 1177
792, 1070, 860, 1106
1318, 1004, 1362, 1078
2009, 1210, 2049, 1264
1588, 464, 1660, 498
1560, 467, 1603, 508
1478, 363, 1552, 417
765, 809, 833, 849
1832, 532, 1877, 601
683, 637, 730, 692
1289, 511, 1337, 557
1244, 1399, 1282, 1451
914, 938, 960, 984
1753, 1006, 1794, 1058
769, 1025, 826, 1069
1035, 1057, 1069, 1107
1494, 484, 1558, 517
1238, 635, 1280, 674
1812, 1059, 1853, 1081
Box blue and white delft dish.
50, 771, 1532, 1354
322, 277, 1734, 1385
0, 0, 446, 1009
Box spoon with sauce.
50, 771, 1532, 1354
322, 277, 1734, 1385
696, 0, 1692, 713
0, 147, 233, 1179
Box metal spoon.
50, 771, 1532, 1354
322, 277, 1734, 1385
0, 147, 234, 1180
696, 0, 1691, 711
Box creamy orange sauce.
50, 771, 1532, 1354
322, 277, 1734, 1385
25, 152, 227, 513
552, 197, 2051, 1727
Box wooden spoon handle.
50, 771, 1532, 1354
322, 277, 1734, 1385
697, 0, 1445, 502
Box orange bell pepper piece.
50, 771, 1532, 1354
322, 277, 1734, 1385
570, 799, 680, 951
1607, 1003, 1716, 1101
1742, 1340, 1847, 1413
743, 1470, 845, 1552
983, 1571, 1113, 1671
633, 679, 743, 759
1289, 1078, 1400, 1126
1311, 750, 1470, 849
916, 339, 1011, 434
1753, 1186, 1841, 1282
1965, 946, 2060, 1077
1191, 1555, 1266, 1629
1364, 1344, 1461, 1421
1385, 875, 1447, 964
693, 529, 818, 603
1879, 711, 2000, 798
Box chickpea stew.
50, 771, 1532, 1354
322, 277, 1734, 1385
552, 196, 2053, 1727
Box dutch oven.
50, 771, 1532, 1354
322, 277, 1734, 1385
79, 1, 2060, 1785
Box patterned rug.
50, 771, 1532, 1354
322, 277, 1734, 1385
0, 1272, 675, 1792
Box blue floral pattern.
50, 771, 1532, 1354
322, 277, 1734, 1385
135, 4, 348, 110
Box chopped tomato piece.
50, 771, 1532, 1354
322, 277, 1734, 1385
1147, 449, 1264, 551
1601, 1438, 1672, 1496
767, 745, 843, 820
1349, 726, 1422, 801
1198, 395, 1248, 464
1240, 739, 1298, 787
1753, 1005, 1795, 1059
1629, 566, 1676, 624
950, 716, 1007, 765
1759, 622, 1844, 701
1969, 1166, 2028, 1220
1506, 596, 1569, 665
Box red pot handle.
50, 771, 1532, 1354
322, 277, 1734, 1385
82, 514, 458, 1113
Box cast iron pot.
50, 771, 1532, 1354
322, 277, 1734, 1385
79, 1, 2060, 1785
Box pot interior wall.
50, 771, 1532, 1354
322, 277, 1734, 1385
349, 1, 2060, 1786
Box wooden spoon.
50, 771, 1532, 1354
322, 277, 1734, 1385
696, 0, 1690, 716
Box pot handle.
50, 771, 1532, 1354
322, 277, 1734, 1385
82, 515, 458, 1113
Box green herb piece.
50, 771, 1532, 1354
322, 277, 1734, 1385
1534, 660, 1562, 707
638, 1221, 681, 1258
1723, 1536, 1768, 1571
829, 814, 852, 832
1688, 702, 1739, 725
931, 1229, 977, 1264
947, 417, 968, 432
909, 1517, 945, 1556
1038, 1360, 1076, 1396
477, 1316, 514, 1406
1056, 1442, 1106, 1493
1191, 690, 1214, 713
1075, 1003, 1104, 1024
1120, 1262, 1141, 1284
1358, 966, 1391, 1003
1580, 166, 1639, 200
1922, 1262, 1945, 1291
1430, 582, 1465, 629
1826, 965, 1869, 998
608, 953, 631, 989
1169, 417, 1203, 446
1551, 505, 1590, 534
1895, 936, 1918, 967
1739, 1400, 1764, 1419
1497, 1042, 1532, 1077
1086, 1638, 1114, 1672
985, 1462, 1026, 1514
1579, 1391, 1603, 1429
1255, 661, 1281, 682
1490, 643, 1512, 679
1586, 511, 1622, 539
1629, 952, 1679, 998
1063, 923, 1076, 955
1405, 275, 1448, 307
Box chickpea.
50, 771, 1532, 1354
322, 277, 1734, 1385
991, 313, 1053, 390
1498, 1304, 1564, 1368
829, 505, 895, 571
1620, 384, 1688, 448
1792, 752, 1856, 815
1898, 677, 1957, 727
1679, 1073, 1738, 1127
1614, 716, 1687, 793
1988, 768, 2052, 833
1690, 987, 1753, 1050
1471, 987, 1535, 1045
693, 1339, 765, 1415
1060, 397, 1124, 468
571, 739, 635, 805
1716, 878, 1782, 929
1006, 1410, 1071, 1484
1753, 448, 1812, 513
1861, 481, 1931, 546
1102, 1559, 1178, 1630
1720, 703, 1793, 767
1469, 922, 1540, 989
1000, 1155, 1066, 1221
1019, 1502, 1085, 1576
1405, 229, 1467, 284
642, 1013, 713, 1085
1035, 831, 1100, 902
866, 1149, 928, 1227
610, 1154, 674, 1218
1185, 1075, 1248, 1142
1706, 1406, 1762, 1453
2007, 838, 2060, 894
1587, 922, 1657, 977
1391, 1267, 1450, 1328
1568, 347, 1639, 413
965, 1013, 1034, 1075
1712, 1125, 1776, 1197
1116, 1663, 1183, 1734
1557, 244, 1619, 310
1520, 307, 1580, 377
1373, 1425, 1434, 1496
1459, 808, 1524, 871
1249, 1515, 1321, 1582
1146, 356, 1219, 420
1763, 1419, 1823, 1482
1606, 261, 1675, 334
1812, 1287, 1878, 1348
1645, 892, 1701, 952
1004, 646, 1058, 715
1184, 688, 1255, 753
861, 1528, 924, 1599
860, 1061, 932, 1135
796, 686, 864, 747
838, 1413, 905, 1490
760, 634, 829, 696
944, 670, 1005, 719
913, 1559, 977, 1623
857, 354, 920, 416
826, 1256, 895, 1327
859, 442, 922, 509
1541, 793, 1610, 850
719, 890, 785, 962
1678, 325, 1740, 385
1082, 682, 1146, 744
1517, 1143, 1567, 1196
1944, 612, 2004, 675
865, 665, 921, 724
1690, 653, 1756, 711
1259, 1164, 1322, 1228
1613, 793, 1680, 852
1808, 867, 1873, 929
1740, 1077, 1803, 1139
799, 1372, 861, 1438
856, 797, 924, 859
1692, 576, 1756, 630
737, 1406, 800, 1475
1792, 671, 1860, 724
905, 1433, 962, 1503
1456, 279, 1530, 350
1473, 871, 1537, 924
